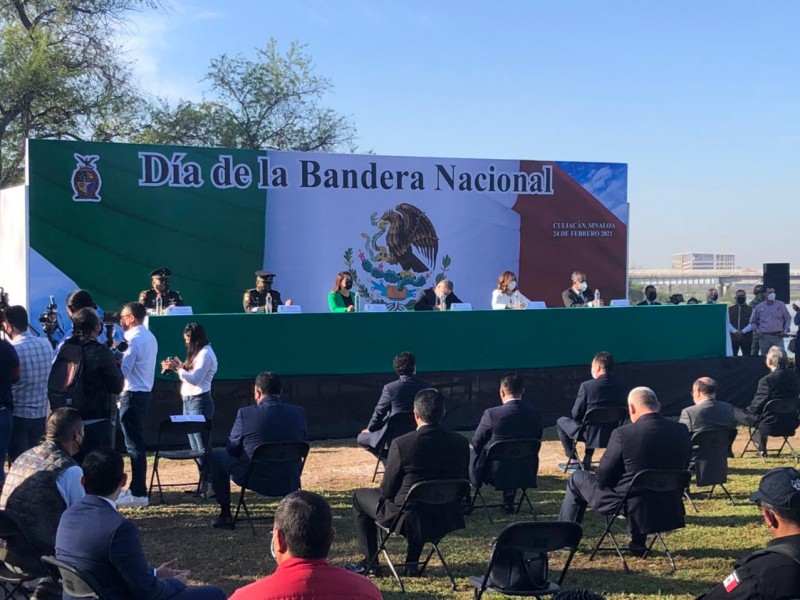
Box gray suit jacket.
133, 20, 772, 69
679, 400, 736, 435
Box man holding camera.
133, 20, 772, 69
116, 303, 157, 508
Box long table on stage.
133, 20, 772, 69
140, 304, 766, 445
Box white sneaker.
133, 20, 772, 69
117, 489, 149, 507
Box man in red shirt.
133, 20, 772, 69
230, 491, 382, 600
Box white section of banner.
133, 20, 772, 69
0, 185, 29, 310
264, 153, 526, 313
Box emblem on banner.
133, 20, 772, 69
71, 154, 102, 202
342, 203, 451, 311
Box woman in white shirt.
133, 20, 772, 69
491, 271, 530, 310
161, 322, 218, 457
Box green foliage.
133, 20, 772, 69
135, 39, 357, 152
0, 0, 160, 186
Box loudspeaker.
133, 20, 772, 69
763, 263, 790, 303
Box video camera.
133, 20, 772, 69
102, 311, 120, 325
37, 296, 64, 348
0, 287, 9, 313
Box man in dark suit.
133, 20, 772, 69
734, 346, 800, 456
637, 285, 661, 305
357, 352, 430, 457
470, 373, 542, 511
556, 351, 626, 470
55, 448, 226, 600
679, 377, 736, 435
562, 271, 601, 307
349, 388, 469, 575
209, 371, 307, 529
558, 387, 691, 553
413, 279, 462, 311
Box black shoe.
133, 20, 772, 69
211, 515, 235, 530
758, 449, 768, 459
623, 544, 648, 558
345, 562, 382, 576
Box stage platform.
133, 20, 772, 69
136, 305, 756, 446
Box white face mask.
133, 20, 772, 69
507, 280, 517, 291
579, 282, 588, 292
767, 293, 776, 301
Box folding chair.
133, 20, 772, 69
371, 412, 416, 482
685, 428, 737, 511
366, 479, 471, 593
0, 511, 50, 600
471, 439, 541, 524
232, 441, 310, 536
41, 556, 110, 600
147, 417, 213, 504
739, 398, 800, 462
589, 469, 691, 574
563, 406, 627, 473
469, 521, 583, 599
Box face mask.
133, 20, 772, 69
344, 280, 353, 290
767, 293, 776, 301
736, 296, 746, 305
646, 291, 657, 301
578, 282, 588, 292
507, 280, 517, 291
710, 295, 718, 302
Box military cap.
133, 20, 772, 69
255, 270, 276, 279
150, 267, 172, 278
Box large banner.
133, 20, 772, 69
25, 140, 627, 316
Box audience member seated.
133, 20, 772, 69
230, 490, 383, 600
55, 447, 226, 600
470, 373, 542, 512
0, 408, 84, 600
357, 351, 430, 458
733, 346, 800, 457
209, 371, 307, 529
679, 377, 736, 435
555, 351, 625, 471
557, 387, 691, 554
348, 388, 469, 575
413, 279, 462, 311
697, 467, 800, 599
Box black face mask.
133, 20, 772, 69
710, 295, 718, 302
736, 296, 746, 305
646, 291, 657, 301
344, 280, 353, 290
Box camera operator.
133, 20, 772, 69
63, 308, 123, 462
1, 306, 53, 461
0, 310, 19, 489
115, 303, 157, 508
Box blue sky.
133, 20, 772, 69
121, 0, 800, 269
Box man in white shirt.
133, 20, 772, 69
2, 305, 54, 460
116, 302, 158, 508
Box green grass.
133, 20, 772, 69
131, 433, 789, 599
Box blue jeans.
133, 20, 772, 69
119, 392, 152, 497
182, 393, 214, 455
0, 408, 12, 488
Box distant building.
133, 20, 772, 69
671, 252, 736, 270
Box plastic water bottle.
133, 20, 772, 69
594, 289, 601, 307
154, 296, 163, 315
513, 290, 520, 309
265, 293, 273, 313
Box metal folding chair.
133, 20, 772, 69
685, 428, 737, 511
232, 441, 310, 536
739, 398, 800, 462
589, 469, 691, 573
370, 412, 416, 482
469, 521, 583, 599
563, 406, 627, 473
147, 417, 213, 504
366, 479, 471, 593
0, 511, 50, 600
470, 439, 541, 524
41, 555, 110, 599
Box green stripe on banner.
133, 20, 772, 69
28, 139, 267, 313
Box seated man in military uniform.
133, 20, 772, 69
243, 271, 292, 313
138, 268, 184, 313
